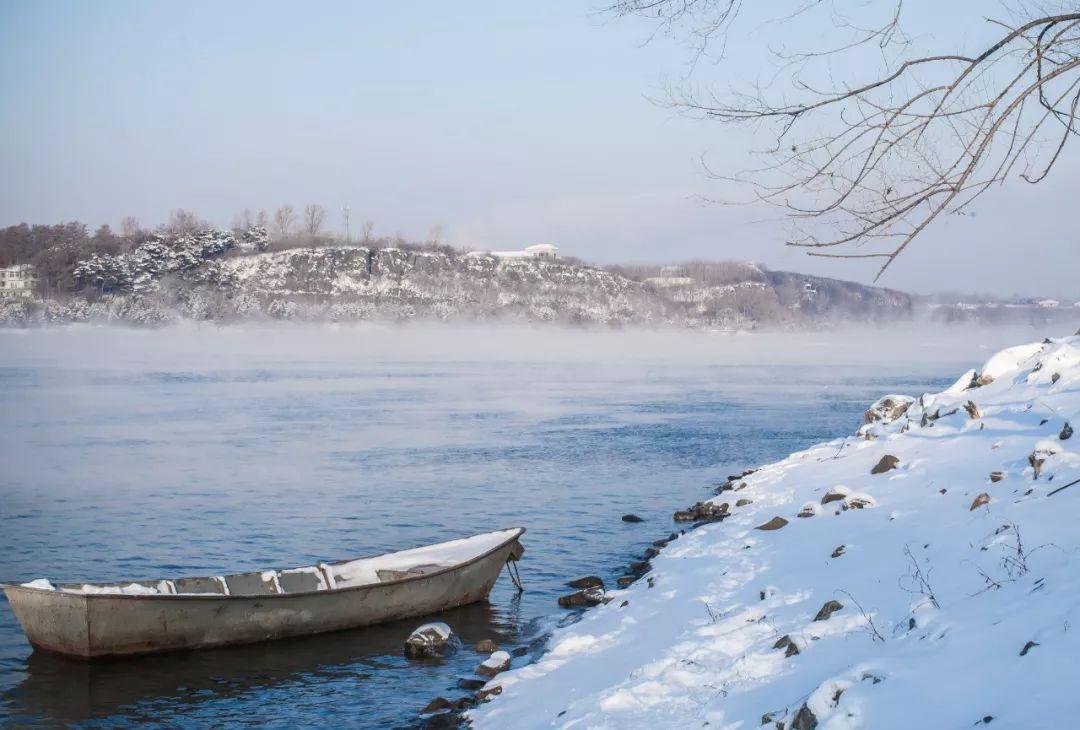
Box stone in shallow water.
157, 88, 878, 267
621, 513, 644, 523
457, 676, 486, 690
476, 650, 511, 677
557, 587, 604, 608
421, 697, 453, 714
566, 575, 603, 590
404, 622, 457, 659
474, 639, 498, 654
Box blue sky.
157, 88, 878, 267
1, 1, 1077, 297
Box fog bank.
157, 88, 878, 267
1, 321, 1070, 371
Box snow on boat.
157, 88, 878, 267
1, 528, 525, 659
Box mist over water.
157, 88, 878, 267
0, 322, 1061, 726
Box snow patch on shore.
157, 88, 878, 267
472, 334, 1080, 729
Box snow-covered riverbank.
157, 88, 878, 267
472, 333, 1080, 729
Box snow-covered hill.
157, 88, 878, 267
0, 240, 914, 328
471, 334, 1080, 729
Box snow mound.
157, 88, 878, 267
472, 335, 1080, 729
412, 622, 453, 641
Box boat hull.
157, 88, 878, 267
2, 532, 521, 659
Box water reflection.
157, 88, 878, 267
4, 600, 524, 726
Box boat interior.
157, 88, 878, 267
42, 528, 522, 597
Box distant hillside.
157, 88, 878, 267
616, 260, 913, 326
0, 235, 914, 328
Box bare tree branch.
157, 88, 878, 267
611, 2, 1080, 279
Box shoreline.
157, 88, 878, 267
468, 333, 1080, 728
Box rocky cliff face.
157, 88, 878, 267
219, 247, 672, 325
0, 244, 915, 328
218, 248, 912, 327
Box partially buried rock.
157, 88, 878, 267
871, 454, 900, 474
964, 400, 981, 419
621, 514, 644, 523
1061, 422, 1073, 440
566, 575, 604, 590
797, 503, 819, 518
558, 586, 604, 608
474, 639, 498, 654
476, 685, 503, 702
814, 600, 844, 621
864, 394, 914, 424
674, 501, 729, 523
970, 492, 991, 510
1029, 447, 1055, 479
1020, 640, 1039, 656
736, 498, 753, 507
831, 544, 846, 558
773, 634, 800, 657
617, 575, 636, 587
405, 622, 457, 659
476, 650, 511, 678
989, 471, 1005, 483
821, 486, 850, 504
756, 516, 788, 531
792, 703, 818, 730
842, 493, 876, 510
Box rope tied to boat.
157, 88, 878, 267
504, 557, 524, 592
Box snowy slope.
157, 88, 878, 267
471, 334, 1080, 729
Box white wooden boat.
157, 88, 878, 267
1, 528, 525, 659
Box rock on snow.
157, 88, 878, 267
470, 334, 1080, 729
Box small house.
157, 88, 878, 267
0, 264, 38, 299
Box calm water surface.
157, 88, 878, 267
0, 325, 1006, 727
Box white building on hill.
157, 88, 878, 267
0, 264, 38, 299
469, 244, 559, 260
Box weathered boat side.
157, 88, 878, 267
2, 528, 523, 659
3, 587, 89, 657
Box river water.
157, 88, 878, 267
0, 323, 1043, 727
